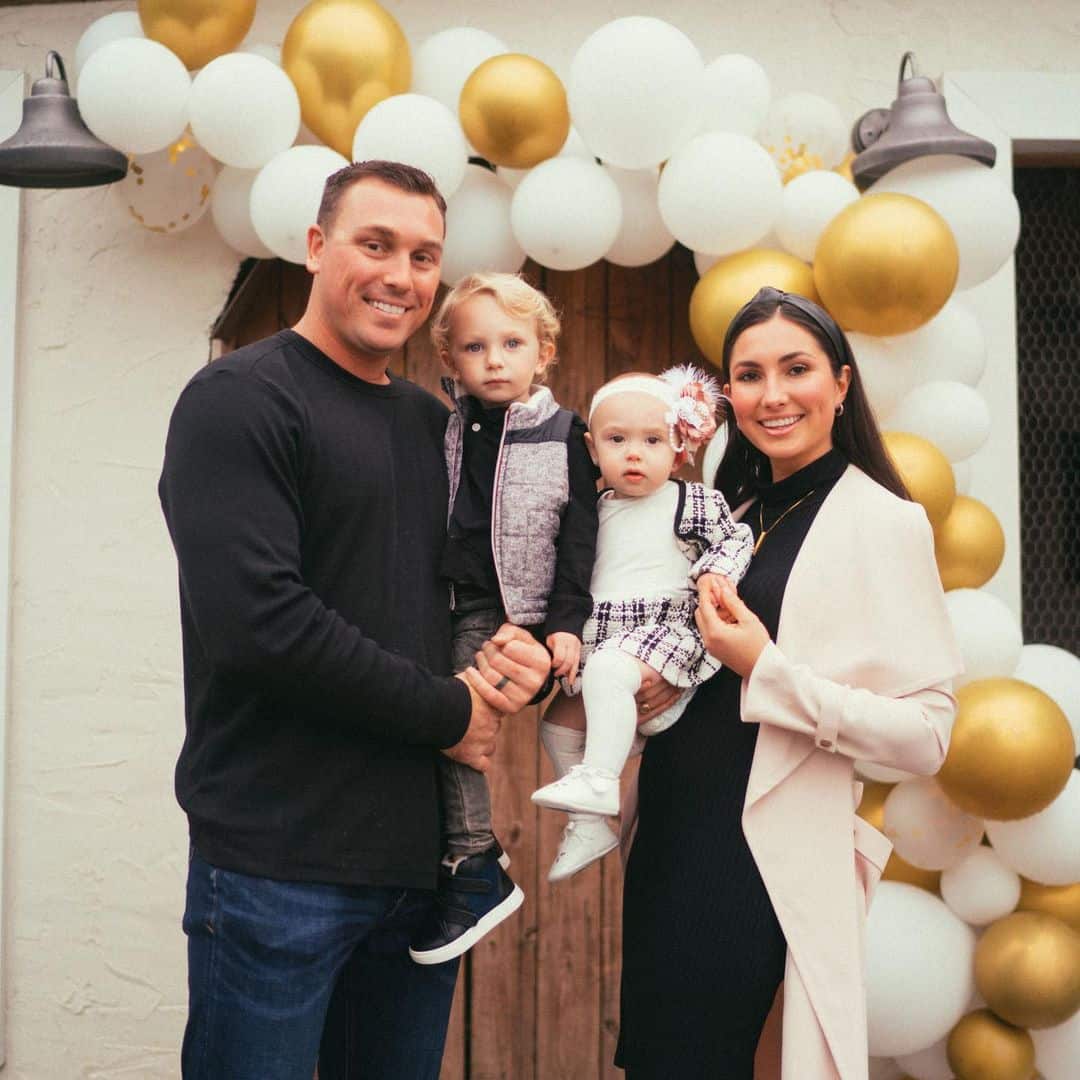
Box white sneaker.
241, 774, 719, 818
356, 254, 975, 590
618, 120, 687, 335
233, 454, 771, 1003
531, 764, 619, 815
548, 817, 619, 882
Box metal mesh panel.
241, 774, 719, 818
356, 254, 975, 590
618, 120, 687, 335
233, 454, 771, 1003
1013, 167, 1080, 650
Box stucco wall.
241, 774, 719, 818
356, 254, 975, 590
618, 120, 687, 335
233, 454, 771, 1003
0, 1, 1076, 1076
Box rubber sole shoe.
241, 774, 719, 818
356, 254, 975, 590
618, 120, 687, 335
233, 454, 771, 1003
548, 817, 619, 882
409, 848, 524, 966
531, 764, 619, 816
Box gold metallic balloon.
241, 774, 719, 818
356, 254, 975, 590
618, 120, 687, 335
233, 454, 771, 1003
138, 0, 257, 70
937, 678, 1075, 821
459, 54, 570, 169
934, 495, 1006, 591
856, 780, 892, 830
1018, 879, 1080, 933
883, 431, 957, 531
814, 192, 959, 336
283, 0, 411, 158
946, 1008, 1035, 1080
689, 249, 819, 366
974, 911, 1080, 1029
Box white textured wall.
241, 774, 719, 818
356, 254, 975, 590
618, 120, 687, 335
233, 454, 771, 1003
0, 1, 1077, 1076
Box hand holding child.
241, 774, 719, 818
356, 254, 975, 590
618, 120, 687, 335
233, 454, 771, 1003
697, 573, 738, 624
546, 631, 583, 684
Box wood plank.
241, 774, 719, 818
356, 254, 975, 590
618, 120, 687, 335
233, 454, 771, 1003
605, 260, 672, 380
534, 262, 609, 1080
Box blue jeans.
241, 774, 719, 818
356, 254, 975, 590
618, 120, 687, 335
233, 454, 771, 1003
182, 851, 459, 1080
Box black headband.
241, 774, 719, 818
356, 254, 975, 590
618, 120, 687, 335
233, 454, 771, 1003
749, 286, 850, 364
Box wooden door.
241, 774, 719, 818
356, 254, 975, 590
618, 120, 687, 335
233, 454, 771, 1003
213, 246, 710, 1079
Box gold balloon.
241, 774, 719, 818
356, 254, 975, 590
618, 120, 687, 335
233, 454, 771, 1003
883, 431, 957, 531
459, 54, 570, 169
283, 0, 411, 158
814, 192, 959, 336
1018, 879, 1080, 932
934, 495, 1006, 591
856, 780, 892, 830
937, 678, 1074, 821
782, 151, 824, 184
974, 911, 1080, 1029
689, 249, 819, 366
946, 1009, 1035, 1080
138, 0, 256, 70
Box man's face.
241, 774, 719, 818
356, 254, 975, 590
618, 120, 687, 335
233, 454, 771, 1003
306, 178, 445, 362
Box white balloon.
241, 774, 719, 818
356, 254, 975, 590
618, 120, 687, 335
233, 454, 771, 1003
986, 773, 1080, 886
865, 883, 976, 1057
872, 154, 1021, 289
497, 127, 593, 190
74, 11, 144, 79
774, 169, 859, 261
1013, 643, 1080, 751
887, 381, 991, 463
869, 1058, 907, 1080
848, 333, 919, 424
857, 760, 918, 784
884, 778, 984, 871
1031, 1011, 1080, 1080
658, 132, 781, 255
603, 167, 675, 267
190, 54, 300, 170
700, 423, 729, 489
698, 54, 770, 137
240, 43, 282, 67
211, 167, 275, 259
440, 164, 525, 285
79, 38, 191, 155
411, 27, 508, 114
113, 136, 216, 234
940, 848, 1021, 927
511, 157, 621, 271
900, 299, 987, 388
944, 588, 1023, 687
759, 91, 849, 174
568, 16, 704, 169
894, 1035, 952, 1080
352, 94, 468, 199
952, 458, 972, 495
250, 145, 350, 265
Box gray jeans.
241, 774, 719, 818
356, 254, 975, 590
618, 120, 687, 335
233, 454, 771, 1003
438, 606, 502, 857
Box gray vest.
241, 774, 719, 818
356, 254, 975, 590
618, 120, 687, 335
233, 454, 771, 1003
444, 381, 574, 626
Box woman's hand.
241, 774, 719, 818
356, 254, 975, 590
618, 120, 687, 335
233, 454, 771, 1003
695, 578, 770, 679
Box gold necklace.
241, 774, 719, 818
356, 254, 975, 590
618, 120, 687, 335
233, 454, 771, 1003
754, 489, 817, 555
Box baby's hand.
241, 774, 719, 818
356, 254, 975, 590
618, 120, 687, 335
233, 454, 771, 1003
546, 632, 583, 684
697, 573, 738, 624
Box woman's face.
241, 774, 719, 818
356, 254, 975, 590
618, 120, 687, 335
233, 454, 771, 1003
723, 312, 850, 483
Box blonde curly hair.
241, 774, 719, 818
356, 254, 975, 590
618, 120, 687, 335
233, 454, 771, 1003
430, 272, 561, 379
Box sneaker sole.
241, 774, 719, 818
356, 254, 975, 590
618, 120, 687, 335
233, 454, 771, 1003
408, 884, 525, 966
548, 836, 619, 882
530, 789, 619, 816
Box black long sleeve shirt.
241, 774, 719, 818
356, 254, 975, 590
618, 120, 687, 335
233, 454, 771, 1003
159, 330, 471, 888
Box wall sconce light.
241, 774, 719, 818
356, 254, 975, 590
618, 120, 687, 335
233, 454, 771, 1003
851, 51, 996, 191
0, 51, 127, 189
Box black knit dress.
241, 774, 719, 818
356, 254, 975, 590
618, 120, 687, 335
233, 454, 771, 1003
616, 449, 848, 1078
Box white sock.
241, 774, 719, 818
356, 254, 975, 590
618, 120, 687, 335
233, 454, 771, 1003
540, 721, 585, 779
581, 649, 642, 778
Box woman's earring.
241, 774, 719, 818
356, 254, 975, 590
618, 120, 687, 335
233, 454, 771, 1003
835, 402, 845, 417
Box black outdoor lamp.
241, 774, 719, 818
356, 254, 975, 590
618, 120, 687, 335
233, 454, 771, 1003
0, 51, 127, 189
850, 51, 996, 191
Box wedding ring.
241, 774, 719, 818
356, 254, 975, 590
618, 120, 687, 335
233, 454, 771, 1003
494, 675, 511, 691
642, 703, 651, 712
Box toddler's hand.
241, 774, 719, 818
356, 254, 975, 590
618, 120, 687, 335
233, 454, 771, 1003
697, 573, 738, 624
546, 632, 583, 685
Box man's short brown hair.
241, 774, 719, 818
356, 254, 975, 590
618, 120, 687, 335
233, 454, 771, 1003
316, 160, 448, 231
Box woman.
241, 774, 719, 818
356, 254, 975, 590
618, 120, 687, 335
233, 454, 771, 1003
617, 288, 962, 1079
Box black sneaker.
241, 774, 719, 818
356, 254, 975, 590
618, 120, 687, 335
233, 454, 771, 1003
408, 847, 524, 966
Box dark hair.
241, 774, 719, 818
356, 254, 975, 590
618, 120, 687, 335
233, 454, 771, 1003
712, 286, 909, 507
316, 160, 448, 231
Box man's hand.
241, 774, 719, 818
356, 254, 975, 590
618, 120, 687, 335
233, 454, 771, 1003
546, 631, 583, 684
472, 624, 551, 713
635, 664, 680, 721
446, 670, 504, 773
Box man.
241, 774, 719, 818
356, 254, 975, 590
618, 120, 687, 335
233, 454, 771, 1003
159, 160, 550, 1080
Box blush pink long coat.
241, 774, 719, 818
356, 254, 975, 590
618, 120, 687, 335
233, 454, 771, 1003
623, 465, 963, 1080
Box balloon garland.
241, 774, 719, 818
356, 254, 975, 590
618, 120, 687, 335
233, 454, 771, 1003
70, 4, 1079, 1076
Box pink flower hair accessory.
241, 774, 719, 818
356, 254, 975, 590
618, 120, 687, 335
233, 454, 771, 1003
659, 364, 721, 466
